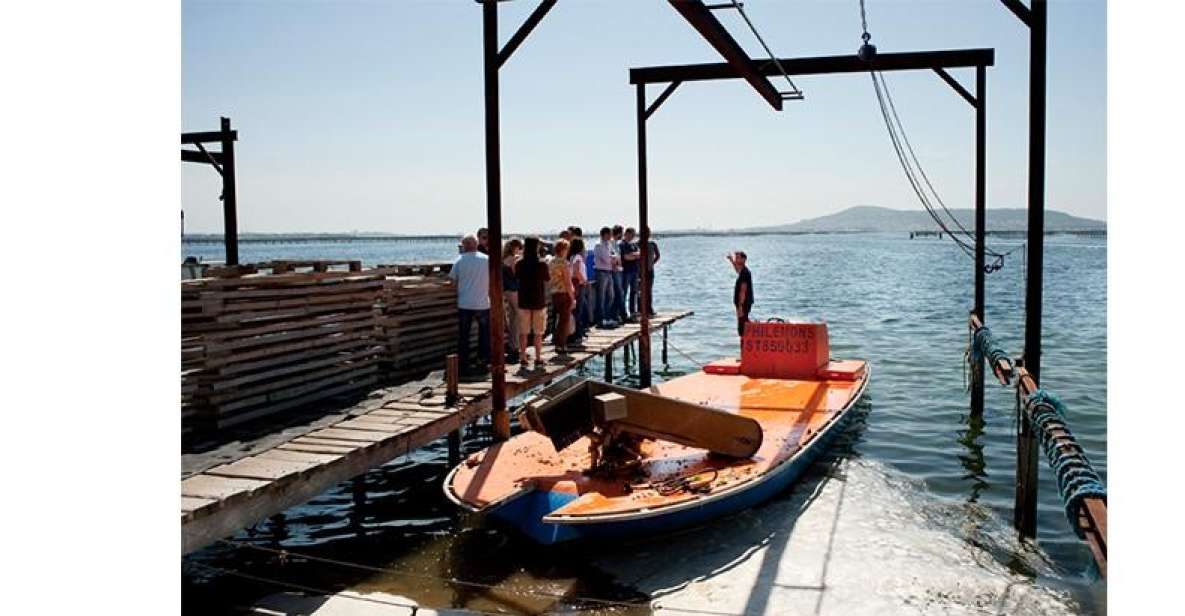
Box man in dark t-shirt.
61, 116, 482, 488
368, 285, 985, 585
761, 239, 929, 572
728, 251, 754, 342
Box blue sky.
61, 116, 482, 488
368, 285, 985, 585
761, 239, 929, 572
182, 0, 1105, 234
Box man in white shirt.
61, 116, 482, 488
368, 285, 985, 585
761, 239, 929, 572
592, 226, 618, 328
449, 234, 490, 373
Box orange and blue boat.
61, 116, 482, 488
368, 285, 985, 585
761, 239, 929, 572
444, 320, 869, 544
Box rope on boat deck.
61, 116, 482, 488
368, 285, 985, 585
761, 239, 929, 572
1021, 388, 1107, 534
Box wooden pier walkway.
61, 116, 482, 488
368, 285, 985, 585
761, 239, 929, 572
181, 311, 693, 554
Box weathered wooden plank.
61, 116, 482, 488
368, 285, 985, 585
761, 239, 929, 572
289, 435, 370, 449
276, 442, 357, 456
214, 376, 378, 429
258, 449, 344, 465
181, 495, 216, 514
382, 401, 441, 411
310, 427, 397, 442
205, 456, 320, 481
336, 418, 416, 433
181, 475, 268, 502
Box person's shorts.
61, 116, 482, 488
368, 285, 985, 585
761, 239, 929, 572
518, 308, 546, 335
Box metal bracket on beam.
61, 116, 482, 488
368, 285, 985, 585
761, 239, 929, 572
644, 81, 682, 120
1000, 0, 1032, 27
933, 67, 978, 108
192, 142, 224, 176
496, 0, 556, 69
181, 148, 224, 167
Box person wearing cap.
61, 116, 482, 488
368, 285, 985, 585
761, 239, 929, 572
727, 251, 754, 343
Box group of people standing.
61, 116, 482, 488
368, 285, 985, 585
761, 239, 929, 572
450, 225, 660, 375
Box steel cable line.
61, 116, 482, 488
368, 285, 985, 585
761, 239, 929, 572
729, 1, 804, 99
878, 72, 1023, 266
869, 71, 976, 259
870, 71, 1022, 272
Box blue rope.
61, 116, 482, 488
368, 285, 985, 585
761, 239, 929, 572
1024, 388, 1107, 534
969, 326, 1013, 382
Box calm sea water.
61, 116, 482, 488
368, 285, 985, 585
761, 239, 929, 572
182, 232, 1106, 614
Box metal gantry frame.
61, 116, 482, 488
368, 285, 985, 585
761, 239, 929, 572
630, 49, 994, 389
181, 116, 240, 265
475, 0, 1102, 574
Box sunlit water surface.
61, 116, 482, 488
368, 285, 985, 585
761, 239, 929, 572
182, 233, 1106, 614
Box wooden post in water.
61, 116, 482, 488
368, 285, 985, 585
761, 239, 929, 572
446, 354, 462, 466
604, 348, 614, 384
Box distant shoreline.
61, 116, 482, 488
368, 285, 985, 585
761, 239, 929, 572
181, 229, 1106, 244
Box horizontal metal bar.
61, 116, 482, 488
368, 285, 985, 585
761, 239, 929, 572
704, 2, 741, 9
1000, 0, 1031, 27
181, 130, 237, 144
933, 67, 977, 108
630, 48, 995, 84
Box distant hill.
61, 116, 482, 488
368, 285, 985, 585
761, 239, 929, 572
737, 206, 1105, 234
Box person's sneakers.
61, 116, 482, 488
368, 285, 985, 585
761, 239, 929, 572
506, 350, 520, 364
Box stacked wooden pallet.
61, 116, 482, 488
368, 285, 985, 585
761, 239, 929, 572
378, 273, 468, 379
182, 271, 386, 429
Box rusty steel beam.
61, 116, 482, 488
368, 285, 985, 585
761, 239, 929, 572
667, 0, 782, 110
631, 48, 994, 84
181, 130, 238, 144
1000, 0, 1032, 26
482, 0, 510, 439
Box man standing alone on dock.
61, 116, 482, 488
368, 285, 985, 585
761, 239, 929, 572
728, 251, 753, 345
450, 234, 490, 375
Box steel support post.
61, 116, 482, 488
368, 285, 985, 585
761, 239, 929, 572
482, 0, 510, 440
220, 117, 239, 266
637, 83, 653, 388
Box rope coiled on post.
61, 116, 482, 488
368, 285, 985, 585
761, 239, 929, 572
1023, 388, 1107, 534
968, 325, 1014, 385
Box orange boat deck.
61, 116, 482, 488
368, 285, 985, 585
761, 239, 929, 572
448, 365, 868, 521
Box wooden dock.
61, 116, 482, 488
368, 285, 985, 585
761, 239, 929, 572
181, 311, 693, 554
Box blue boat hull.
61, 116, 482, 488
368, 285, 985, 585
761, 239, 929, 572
485, 397, 863, 545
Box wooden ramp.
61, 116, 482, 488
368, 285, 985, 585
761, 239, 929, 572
181, 311, 693, 554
